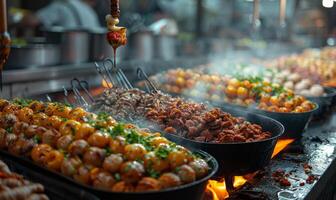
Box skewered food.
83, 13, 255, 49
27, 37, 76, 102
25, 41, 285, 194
0, 160, 49, 200
93, 88, 272, 143
0, 98, 210, 192
146, 68, 315, 113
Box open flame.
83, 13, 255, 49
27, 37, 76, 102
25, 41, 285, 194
207, 139, 295, 200
102, 80, 113, 88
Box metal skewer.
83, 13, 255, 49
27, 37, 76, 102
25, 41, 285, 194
70, 78, 95, 109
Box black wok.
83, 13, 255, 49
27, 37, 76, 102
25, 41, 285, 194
306, 87, 336, 119
0, 150, 217, 200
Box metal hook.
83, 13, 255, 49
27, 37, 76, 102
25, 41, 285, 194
70, 78, 95, 109
137, 68, 157, 93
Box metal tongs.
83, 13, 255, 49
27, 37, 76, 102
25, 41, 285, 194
70, 78, 95, 109
95, 58, 133, 90
137, 67, 158, 93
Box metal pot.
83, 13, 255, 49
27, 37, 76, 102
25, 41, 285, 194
128, 30, 154, 61
90, 28, 125, 62
44, 27, 90, 64
7, 38, 60, 68
154, 35, 176, 60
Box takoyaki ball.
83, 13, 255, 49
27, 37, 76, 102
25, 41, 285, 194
158, 173, 182, 189
167, 149, 189, 169
13, 121, 29, 136
59, 120, 81, 136
175, 145, 194, 162
31, 144, 53, 165
103, 154, 123, 173
32, 113, 49, 127
73, 165, 93, 185
83, 147, 106, 167
61, 156, 82, 177
2, 104, 20, 115
56, 134, 74, 150
176, 164, 196, 184
92, 171, 116, 190
44, 150, 64, 171
1, 114, 17, 129
111, 181, 135, 192
53, 105, 72, 119
120, 161, 145, 184
68, 139, 89, 157
149, 136, 169, 147
17, 107, 34, 123
42, 129, 61, 147
0, 99, 10, 111
109, 136, 126, 154
87, 131, 110, 148
8, 138, 35, 156
46, 115, 63, 130
69, 107, 87, 122
188, 159, 209, 179
124, 144, 147, 161
135, 177, 161, 192
1, 134, 17, 149
144, 152, 169, 173
75, 123, 95, 140
29, 101, 45, 112
44, 103, 57, 116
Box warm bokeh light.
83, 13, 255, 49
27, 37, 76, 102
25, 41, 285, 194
272, 139, 295, 158
102, 79, 113, 88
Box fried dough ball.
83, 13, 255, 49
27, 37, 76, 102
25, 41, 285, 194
31, 144, 53, 165
68, 139, 89, 157
73, 165, 92, 185
92, 171, 116, 190
44, 150, 64, 171
111, 181, 135, 192
176, 164, 196, 184
69, 107, 87, 121
109, 136, 126, 154
144, 152, 169, 173
61, 156, 82, 177
87, 131, 110, 148
59, 120, 81, 136
168, 150, 189, 169
0, 99, 10, 111
56, 135, 74, 150
42, 129, 61, 147
103, 154, 123, 173
124, 144, 147, 161
1, 114, 18, 129
149, 137, 169, 147
53, 105, 72, 119
25, 125, 43, 138
0, 133, 17, 149
158, 173, 181, 189
17, 107, 34, 123
188, 159, 209, 179
32, 113, 49, 127
135, 177, 161, 192
120, 161, 145, 184
2, 104, 20, 115
8, 138, 35, 156
29, 101, 45, 112
75, 123, 95, 140
46, 115, 63, 129
83, 147, 106, 167
13, 121, 29, 136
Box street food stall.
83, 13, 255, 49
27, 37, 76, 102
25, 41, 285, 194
0, 0, 336, 200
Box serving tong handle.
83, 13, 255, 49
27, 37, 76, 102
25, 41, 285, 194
70, 78, 94, 109
137, 67, 158, 93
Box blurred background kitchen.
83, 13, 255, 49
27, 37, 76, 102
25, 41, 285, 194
2, 0, 336, 98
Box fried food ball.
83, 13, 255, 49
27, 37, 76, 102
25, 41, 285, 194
17, 107, 34, 123
87, 131, 110, 148
53, 105, 72, 119
73, 165, 92, 185
188, 159, 209, 179
42, 129, 61, 147
56, 135, 74, 150
144, 152, 169, 173
135, 177, 161, 192
149, 137, 169, 147
103, 154, 123, 173
158, 173, 182, 189
46, 115, 63, 129
44, 103, 58, 116
176, 164, 196, 184
111, 181, 135, 192
124, 144, 147, 161
83, 147, 106, 167
0, 99, 10, 111
32, 113, 49, 127
120, 161, 145, 184
109, 136, 126, 154
61, 156, 82, 177
24, 125, 43, 138
44, 150, 64, 171
92, 171, 116, 190
8, 138, 35, 156
29, 101, 45, 112
59, 120, 81, 136
1, 114, 18, 129
31, 144, 53, 165
69, 107, 87, 121
68, 139, 89, 157
168, 150, 189, 169
13, 121, 29, 136
2, 104, 20, 115
75, 123, 95, 140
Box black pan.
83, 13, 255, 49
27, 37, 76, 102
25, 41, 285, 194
162, 107, 284, 177
0, 150, 217, 200
306, 87, 336, 119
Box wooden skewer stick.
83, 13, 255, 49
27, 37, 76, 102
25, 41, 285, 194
110, 0, 120, 18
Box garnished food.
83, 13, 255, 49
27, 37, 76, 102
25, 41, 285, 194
0, 160, 49, 200
145, 68, 315, 113
93, 88, 272, 143
0, 99, 210, 192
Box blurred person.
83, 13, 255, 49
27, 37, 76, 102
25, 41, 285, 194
22, 0, 101, 30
